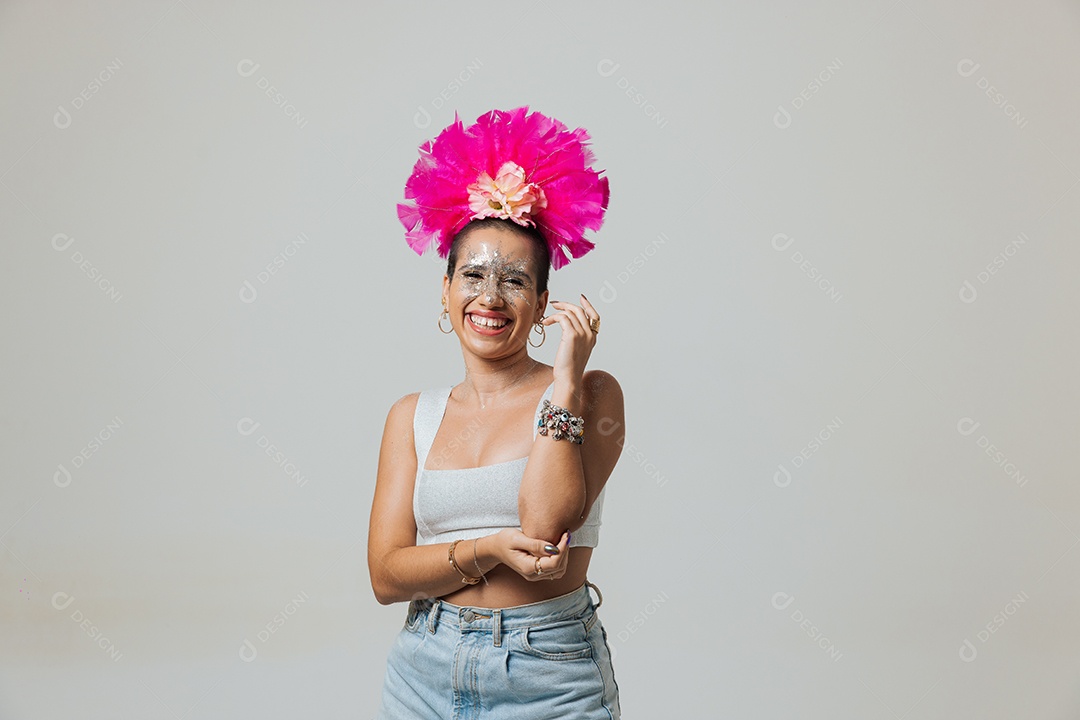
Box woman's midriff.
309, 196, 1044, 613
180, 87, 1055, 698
439, 548, 593, 608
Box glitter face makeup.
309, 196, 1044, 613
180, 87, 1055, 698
444, 229, 545, 343
456, 249, 534, 306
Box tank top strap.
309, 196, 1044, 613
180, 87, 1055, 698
413, 386, 453, 473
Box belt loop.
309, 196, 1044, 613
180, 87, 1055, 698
427, 599, 440, 634
492, 609, 502, 647
586, 580, 603, 610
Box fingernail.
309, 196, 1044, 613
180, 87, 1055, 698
544, 544, 559, 555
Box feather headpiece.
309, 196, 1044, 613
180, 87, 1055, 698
396, 106, 609, 269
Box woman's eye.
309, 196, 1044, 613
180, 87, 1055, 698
463, 272, 482, 279
504, 278, 524, 286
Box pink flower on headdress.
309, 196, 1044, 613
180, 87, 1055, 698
467, 161, 548, 226
396, 106, 610, 269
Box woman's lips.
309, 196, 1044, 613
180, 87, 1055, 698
466, 313, 511, 335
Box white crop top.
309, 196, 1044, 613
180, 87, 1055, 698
412, 381, 604, 548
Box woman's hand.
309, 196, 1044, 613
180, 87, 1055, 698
542, 294, 600, 395
494, 528, 571, 581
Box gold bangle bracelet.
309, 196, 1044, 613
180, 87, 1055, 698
449, 539, 481, 584
472, 536, 489, 585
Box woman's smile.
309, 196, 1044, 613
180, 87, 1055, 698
465, 311, 512, 335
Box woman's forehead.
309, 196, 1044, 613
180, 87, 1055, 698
456, 231, 535, 271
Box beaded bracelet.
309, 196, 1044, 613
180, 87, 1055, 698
537, 399, 585, 444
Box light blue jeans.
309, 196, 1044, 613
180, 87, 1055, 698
375, 580, 621, 719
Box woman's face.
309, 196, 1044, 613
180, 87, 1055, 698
442, 225, 548, 356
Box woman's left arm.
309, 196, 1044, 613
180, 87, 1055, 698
518, 297, 625, 544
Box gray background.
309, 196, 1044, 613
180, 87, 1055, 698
2, 1, 1078, 717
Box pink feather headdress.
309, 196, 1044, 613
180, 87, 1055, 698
396, 106, 610, 270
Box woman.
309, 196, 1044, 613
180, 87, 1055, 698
369, 107, 624, 718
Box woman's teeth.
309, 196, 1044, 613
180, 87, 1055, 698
469, 314, 508, 328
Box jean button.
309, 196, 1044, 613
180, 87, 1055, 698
462, 609, 475, 622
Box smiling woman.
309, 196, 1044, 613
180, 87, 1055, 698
368, 106, 624, 718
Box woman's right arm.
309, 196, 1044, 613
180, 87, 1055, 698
367, 393, 566, 605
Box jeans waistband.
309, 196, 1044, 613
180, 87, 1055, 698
412, 580, 604, 646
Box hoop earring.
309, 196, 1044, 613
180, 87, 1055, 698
438, 308, 453, 334
528, 321, 546, 347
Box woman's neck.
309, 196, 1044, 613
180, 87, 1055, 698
459, 352, 543, 409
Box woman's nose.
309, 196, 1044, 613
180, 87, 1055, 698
478, 276, 501, 304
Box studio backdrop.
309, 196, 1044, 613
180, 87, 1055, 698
2, 1, 1078, 718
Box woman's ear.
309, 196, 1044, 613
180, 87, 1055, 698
442, 273, 450, 305
535, 289, 549, 322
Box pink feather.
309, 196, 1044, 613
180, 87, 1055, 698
396, 106, 609, 268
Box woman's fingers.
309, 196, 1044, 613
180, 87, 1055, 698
499, 529, 554, 579
541, 309, 582, 338
559, 298, 592, 332
517, 528, 566, 558
544, 301, 586, 335
547, 299, 599, 342
534, 530, 570, 576
502, 529, 571, 581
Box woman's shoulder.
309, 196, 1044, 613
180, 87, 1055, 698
583, 369, 622, 397
384, 391, 421, 428
384, 383, 454, 421
583, 368, 620, 385
581, 369, 623, 414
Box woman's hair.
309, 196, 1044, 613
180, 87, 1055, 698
445, 217, 552, 294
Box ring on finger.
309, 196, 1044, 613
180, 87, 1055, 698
535, 557, 543, 575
